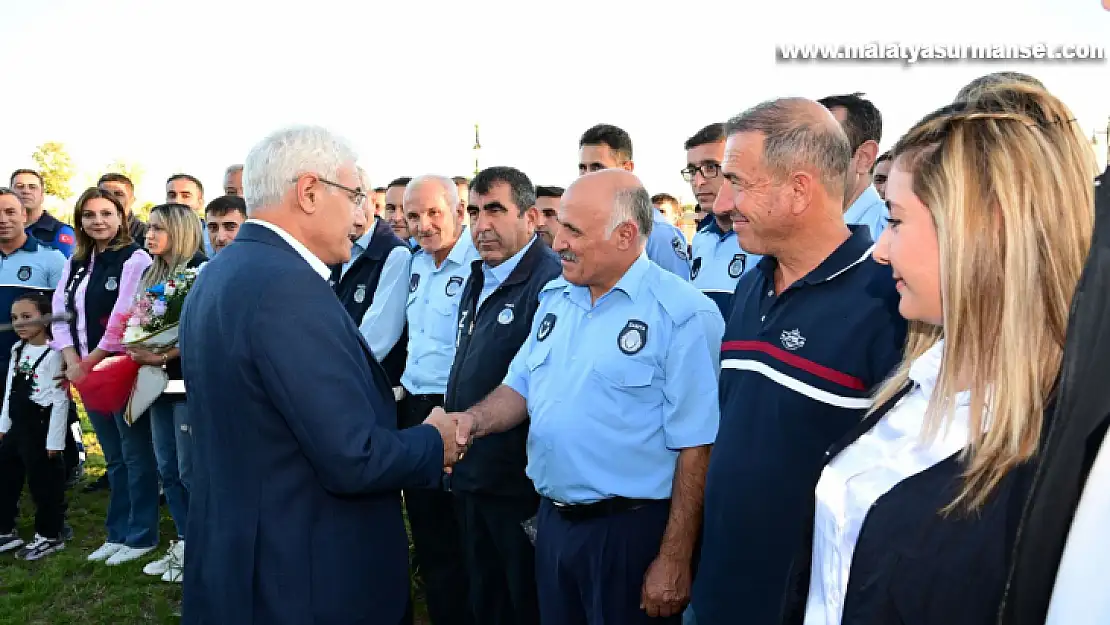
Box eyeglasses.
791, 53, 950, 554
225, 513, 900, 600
680, 163, 721, 182
318, 177, 367, 208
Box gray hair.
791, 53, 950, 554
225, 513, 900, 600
225, 163, 244, 175
955, 71, 1045, 103
356, 166, 371, 191
404, 174, 460, 211
725, 98, 851, 198
242, 125, 358, 215
608, 186, 653, 243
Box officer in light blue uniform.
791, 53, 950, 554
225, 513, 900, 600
577, 123, 690, 280
690, 219, 761, 317
398, 174, 479, 625
448, 170, 722, 624
681, 122, 762, 319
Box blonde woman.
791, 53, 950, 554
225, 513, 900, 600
126, 202, 205, 584
784, 84, 1096, 625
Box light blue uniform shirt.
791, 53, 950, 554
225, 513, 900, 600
644, 211, 691, 280
401, 230, 480, 395
478, 235, 537, 312
844, 185, 887, 242
690, 219, 762, 317
504, 252, 724, 504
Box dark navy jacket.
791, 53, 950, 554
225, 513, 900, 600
334, 218, 410, 386
62, 243, 144, 357
179, 223, 444, 625
27, 211, 76, 258
782, 384, 1039, 625
445, 240, 562, 497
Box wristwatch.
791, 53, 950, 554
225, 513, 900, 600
160, 353, 168, 369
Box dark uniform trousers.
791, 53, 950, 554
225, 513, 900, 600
535, 497, 679, 625
0, 349, 67, 539
399, 392, 473, 625
454, 491, 541, 625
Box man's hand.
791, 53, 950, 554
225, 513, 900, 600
424, 408, 460, 469
640, 553, 691, 618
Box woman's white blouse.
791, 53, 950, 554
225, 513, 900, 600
803, 339, 972, 625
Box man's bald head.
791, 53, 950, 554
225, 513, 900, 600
556, 169, 653, 293
724, 97, 850, 198
565, 169, 653, 242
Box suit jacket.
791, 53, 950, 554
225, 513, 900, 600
997, 166, 1110, 625
179, 222, 444, 625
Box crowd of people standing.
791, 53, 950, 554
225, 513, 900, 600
1, 69, 1108, 625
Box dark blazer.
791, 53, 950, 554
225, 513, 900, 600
997, 166, 1110, 625
179, 222, 444, 625
781, 385, 1038, 625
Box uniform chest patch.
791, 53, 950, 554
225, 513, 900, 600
446, 276, 464, 297
537, 313, 556, 341
16, 266, 31, 281
690, 257, 702, 280
409, 273, 421, 293
728, 253, 747, 279
618, 319, 648, 355
105, 277, 118, 291
672, 236, 688, 260
497, 306, 514, 325
354, 284, 367, 303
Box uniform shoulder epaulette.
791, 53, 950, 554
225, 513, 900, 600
538, 276, 568, 298
648, 267, 712, 325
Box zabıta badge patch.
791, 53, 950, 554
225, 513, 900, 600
618, 319, 648, 355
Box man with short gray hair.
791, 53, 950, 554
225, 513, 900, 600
438, 168, 724, 624
180, 125, 460, 625
224, 164, 244, 197
690, 99, 906, 625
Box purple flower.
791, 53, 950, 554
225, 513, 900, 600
151, 299, 168, 317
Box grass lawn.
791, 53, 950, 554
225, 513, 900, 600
0, 414, 430, 624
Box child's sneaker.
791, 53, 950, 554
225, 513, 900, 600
0, 532, 24, 554
16, 534, 63, 561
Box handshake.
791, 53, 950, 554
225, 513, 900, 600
424, 407, 478, 470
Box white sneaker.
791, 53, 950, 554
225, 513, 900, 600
162, 561, 183, 583
105, 545, 155, 566
88, 542, 125, 562
0, 532, 25, 553
142, 540, 182, 576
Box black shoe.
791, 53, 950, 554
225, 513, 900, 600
82, 474, 109, 493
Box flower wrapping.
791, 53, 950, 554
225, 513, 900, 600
72, 355, 141, 415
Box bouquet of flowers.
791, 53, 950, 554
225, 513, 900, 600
73, 268, 200, 424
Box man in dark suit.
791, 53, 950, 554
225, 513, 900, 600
179, 125, 459, 625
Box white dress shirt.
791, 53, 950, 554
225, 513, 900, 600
247, 219, 330, 281
804, 339, 972, 625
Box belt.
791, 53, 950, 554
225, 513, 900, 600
550, 497, 666, 522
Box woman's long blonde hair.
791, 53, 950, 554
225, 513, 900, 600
140, 203, 202, 292
871, 83, 1097, 511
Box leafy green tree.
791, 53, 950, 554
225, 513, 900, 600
30, 142, 76, 200
102, 159, 145, 189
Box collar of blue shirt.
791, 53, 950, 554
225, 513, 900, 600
565, 251, 652, 309
481, 234, 537, 288
701, 216, 736, 240
353, 222, 374, 253
755, 224, 875, 287
436, 227, 476, 270
844, 185, 884, 222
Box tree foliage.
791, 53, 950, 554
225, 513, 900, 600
30, 142, 76, 200
102, 158, 145, 189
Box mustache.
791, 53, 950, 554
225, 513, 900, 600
476, 233, 500, 244
559, 250, 578, 262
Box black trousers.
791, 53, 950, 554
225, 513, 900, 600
0, 417, 67, 539
399, 393, 473, 625
454, 491, 541, 625
534, 498, 678, 625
